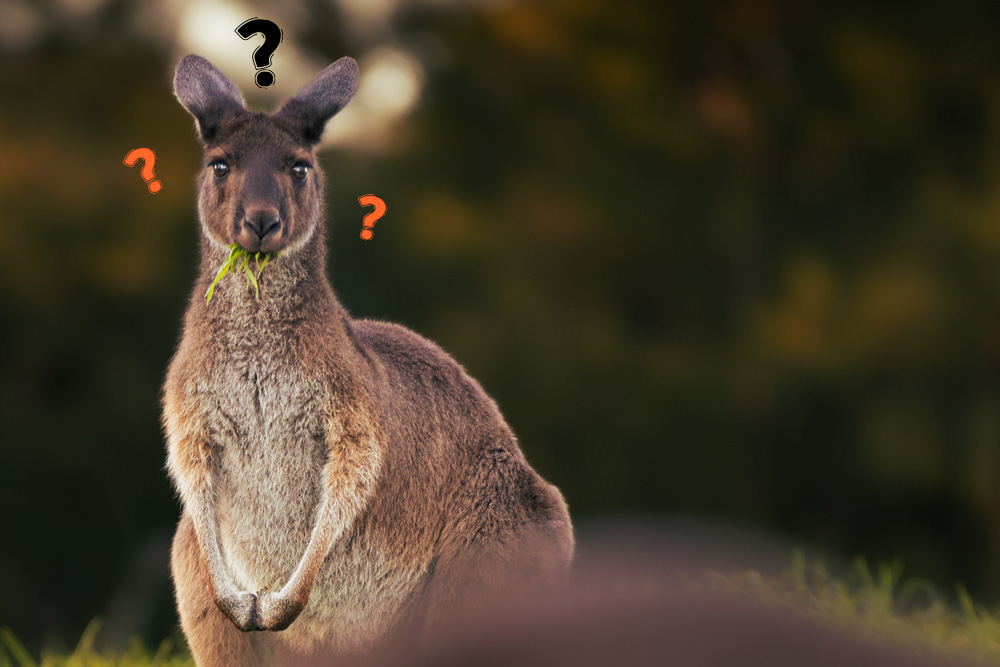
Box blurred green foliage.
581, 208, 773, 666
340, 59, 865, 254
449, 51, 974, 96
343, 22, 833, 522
3, 0, 1000, 652
1, 622, 190, 666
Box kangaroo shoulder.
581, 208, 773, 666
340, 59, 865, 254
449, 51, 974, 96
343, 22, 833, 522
351, 319, 471, 386
349, 318, 509, 434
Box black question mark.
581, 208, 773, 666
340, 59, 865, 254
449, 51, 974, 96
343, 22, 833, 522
235, 18, 283, 88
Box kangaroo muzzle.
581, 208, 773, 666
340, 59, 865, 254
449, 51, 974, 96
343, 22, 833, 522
237, 206, 284, 253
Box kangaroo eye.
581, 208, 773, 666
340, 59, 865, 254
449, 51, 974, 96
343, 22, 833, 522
291, 164, 308, 180
210, 161, 229, 178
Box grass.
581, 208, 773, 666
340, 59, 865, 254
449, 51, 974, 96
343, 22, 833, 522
5, 553, 1000, 665
0, 621, 191, 667
205, 244, 278, 304
702, 551, 1000, 663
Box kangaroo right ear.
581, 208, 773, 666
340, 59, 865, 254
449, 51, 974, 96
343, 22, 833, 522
173, 55, 246, 142
276, 57, 359, 145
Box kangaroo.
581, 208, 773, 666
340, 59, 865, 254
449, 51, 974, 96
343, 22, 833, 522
163, 55, 574, 666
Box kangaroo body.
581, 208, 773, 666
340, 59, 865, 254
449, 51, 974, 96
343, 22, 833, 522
164, 57, 573, 665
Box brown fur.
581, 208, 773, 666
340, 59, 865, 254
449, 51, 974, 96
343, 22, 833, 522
163, 55, 574, 666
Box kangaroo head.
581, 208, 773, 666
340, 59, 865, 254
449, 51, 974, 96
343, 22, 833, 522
173, 55, 358, 255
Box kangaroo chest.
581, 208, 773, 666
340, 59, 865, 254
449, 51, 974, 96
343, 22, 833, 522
200, 356, 330, 590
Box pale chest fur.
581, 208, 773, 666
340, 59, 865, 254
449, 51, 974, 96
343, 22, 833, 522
198, 354, 329, 592
182, 321, 428, 652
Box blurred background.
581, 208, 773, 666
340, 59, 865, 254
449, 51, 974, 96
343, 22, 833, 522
3, 0, 1000, 652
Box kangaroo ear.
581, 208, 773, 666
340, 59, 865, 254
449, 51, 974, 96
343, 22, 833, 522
173, 55, 246, 142
276, 57, 359, 145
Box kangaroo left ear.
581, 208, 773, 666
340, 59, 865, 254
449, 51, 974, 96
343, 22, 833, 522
174, 55, 247, 143
276, 57, 359, 145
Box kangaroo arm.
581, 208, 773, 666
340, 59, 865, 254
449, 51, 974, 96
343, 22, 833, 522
258, 406, 382, 631
165, 392, 262, 631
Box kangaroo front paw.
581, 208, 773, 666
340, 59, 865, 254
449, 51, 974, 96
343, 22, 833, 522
216, 591, 263, 632
258, 591, 306, 631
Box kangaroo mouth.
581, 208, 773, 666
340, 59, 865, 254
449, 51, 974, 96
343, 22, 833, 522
205, 244, 279, 305
236, 226, 287, 254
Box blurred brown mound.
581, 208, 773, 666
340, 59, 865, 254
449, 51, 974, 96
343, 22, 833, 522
345, 522, 973, 667
379, 588, 967, 667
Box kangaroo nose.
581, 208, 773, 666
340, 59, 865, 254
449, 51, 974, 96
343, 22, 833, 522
244, 208, 280, 240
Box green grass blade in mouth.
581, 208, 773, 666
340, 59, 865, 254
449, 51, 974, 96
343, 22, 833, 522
239, 253, 250, 290
241, 253, 260, 298
206, 243, 276, 305
255, 253, 272, 287
205, 246, 238, 304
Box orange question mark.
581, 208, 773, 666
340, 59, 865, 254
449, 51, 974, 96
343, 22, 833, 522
359, 194, 387, 240
123, 148, 162, 194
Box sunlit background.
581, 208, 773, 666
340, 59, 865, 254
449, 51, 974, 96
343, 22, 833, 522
3, 0, 1000, 652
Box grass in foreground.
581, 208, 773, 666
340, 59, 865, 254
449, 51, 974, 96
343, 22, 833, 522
5, 554, 1000, 665
703, 552, 1000, 664
0, 621, 191, 667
